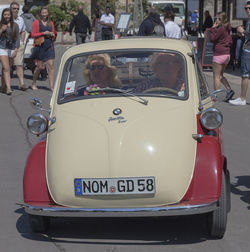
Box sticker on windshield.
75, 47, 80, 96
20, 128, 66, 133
65, 81, 76, 94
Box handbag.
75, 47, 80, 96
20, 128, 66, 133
34, 36, 44, 46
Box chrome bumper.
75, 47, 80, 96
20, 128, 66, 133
22, 201, 218, 217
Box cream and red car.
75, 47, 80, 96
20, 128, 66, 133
24, 38, 230, 238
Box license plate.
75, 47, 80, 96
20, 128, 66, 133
74, 176, 155, 196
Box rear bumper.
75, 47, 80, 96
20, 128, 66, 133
22, 201, 218, 217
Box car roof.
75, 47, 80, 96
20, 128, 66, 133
63, 38, 193, 60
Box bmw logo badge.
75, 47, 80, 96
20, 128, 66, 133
113, 108, 122, 115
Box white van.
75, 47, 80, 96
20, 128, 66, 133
148, 0, 185, 28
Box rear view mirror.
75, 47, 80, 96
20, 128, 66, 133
210, 89, 226, 102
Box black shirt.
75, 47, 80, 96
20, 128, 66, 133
69, 12, 92, 34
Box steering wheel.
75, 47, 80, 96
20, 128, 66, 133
143, 87, 178, 95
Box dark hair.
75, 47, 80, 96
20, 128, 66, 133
0, 8, 17, 40
164, 10, 175, 21
10, 1, 19, 8
37, 6, 51, 26
22, 5, 30, 13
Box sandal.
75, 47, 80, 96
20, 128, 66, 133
6, 88, 12, 95
20, 84, 28, 91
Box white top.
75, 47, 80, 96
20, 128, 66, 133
14, 16, 26, 34
164, 21, 181, 39
100, 13, 115, 28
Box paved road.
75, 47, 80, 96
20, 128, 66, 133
0, 45, 250, 252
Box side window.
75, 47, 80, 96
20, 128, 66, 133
197, 63, 209, 100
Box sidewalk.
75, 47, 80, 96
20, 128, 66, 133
55, 31, 95, 45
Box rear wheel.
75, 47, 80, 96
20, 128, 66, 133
29, 214, 50, 233
207, 172, 228, 239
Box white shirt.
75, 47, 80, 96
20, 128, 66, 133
14, 16, 26, 34
164, 21, 181, 39
100, 13, 114, 28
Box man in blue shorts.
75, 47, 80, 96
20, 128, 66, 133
229, 1, 250, 105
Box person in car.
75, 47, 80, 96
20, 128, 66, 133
136, 52, 185, 96
83, 54, 121, 91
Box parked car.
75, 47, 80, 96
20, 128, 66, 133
23, 37, 230, 238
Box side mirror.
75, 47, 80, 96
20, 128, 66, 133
210, 89, 227, 102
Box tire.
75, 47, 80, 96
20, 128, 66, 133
29, 214, 50, 233
207, 172, 228, 239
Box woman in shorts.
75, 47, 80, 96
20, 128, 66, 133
0, 8, 19, 95
210, 12, 234, 102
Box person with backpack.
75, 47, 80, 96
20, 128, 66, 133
21, 5, 35, 33
138, 7, 165, 37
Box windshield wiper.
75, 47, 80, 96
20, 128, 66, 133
87, 87, 148, 105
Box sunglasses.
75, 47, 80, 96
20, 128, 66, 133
12, 7, 19, 10
245, 7, 250, 10
89, 64, 105, 70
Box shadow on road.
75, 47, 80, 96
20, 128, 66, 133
16, 208, 216, 245
231, 176, 250, 210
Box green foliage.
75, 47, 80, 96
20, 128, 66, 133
30, 0, 83, 31
95, 0, 116, 14
48, 5, 67, 31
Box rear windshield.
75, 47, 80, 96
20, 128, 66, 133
58, 50, 188, 103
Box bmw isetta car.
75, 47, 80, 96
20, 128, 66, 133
23, 38, 230, 238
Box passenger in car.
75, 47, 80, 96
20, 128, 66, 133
83, 54, 121, 91
136, 52, 185, 96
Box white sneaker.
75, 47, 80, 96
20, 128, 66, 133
229, 97, 246, 106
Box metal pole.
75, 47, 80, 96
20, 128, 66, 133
126, 0, 128, 13
133, 0, 138, 34
140, 0, 143, 24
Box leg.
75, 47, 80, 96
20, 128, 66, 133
46, 59, 55, 91
32, 60, 44, 90
0, 55, 12, 93
16, 65, 25, 87
13, 45, 26, 89
220, 64, 231, 91
81, 33, 87, 43
75, 33, 82, 45
212, 62, 223, 90
240, 77, 249, 100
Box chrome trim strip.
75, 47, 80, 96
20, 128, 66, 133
23, 201, 218, 217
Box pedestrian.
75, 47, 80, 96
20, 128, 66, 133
69, 5, 92, 44
21, 5, 35, 33
229, 1, 250, 106
164, 10, 181, 39
10, 1, 27, 91
210, 11, 234, 102
138, 7, 165, 36
190, 10, 199, 34
30, 6, 57, 91
0, 8, 19, 95
202, 10, 213, 33
100, 6, 114, 40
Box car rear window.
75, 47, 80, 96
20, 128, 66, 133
58, 50, 188, 103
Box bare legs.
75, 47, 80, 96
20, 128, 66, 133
32, 59, 54, 91
0, 55, 12, 94
16, 65, 25, 88
47, 59, 54, 91
240, 77, 249, 100
212, 62, 231, 90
